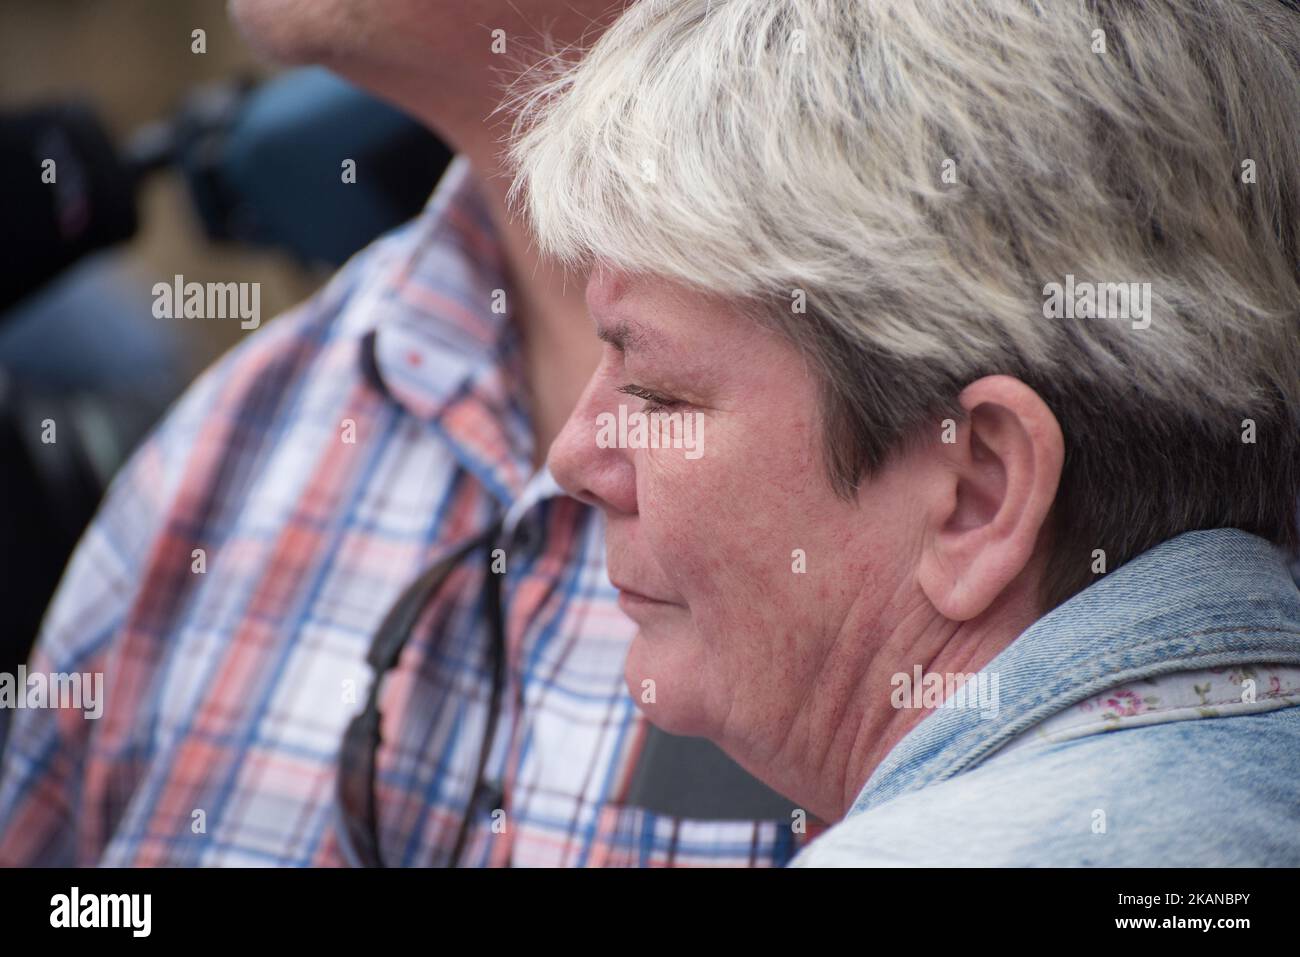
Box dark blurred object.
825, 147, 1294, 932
0, 68, 451, 705
156, 68, 452, 265
2, 67, 451, 313
0, 102, 139, 312
0, 372, 126, 674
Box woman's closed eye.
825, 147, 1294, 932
617, 383, 683, 415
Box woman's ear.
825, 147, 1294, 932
916, 375, 1064, 621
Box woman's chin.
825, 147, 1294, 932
623, 640, 715, 737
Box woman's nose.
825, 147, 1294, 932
547, 374, 638, 515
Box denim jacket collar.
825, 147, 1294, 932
850, 528, 1300, 816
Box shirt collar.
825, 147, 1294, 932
850, 528, 1300, 816
362, 155, 535, 500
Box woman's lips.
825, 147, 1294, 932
610, 579, 678, 611
616, 590, 677, 619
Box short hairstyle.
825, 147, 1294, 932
507, 0, 1300, 609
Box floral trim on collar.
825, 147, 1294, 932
997, 663, 1300, 758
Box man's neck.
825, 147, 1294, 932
280, 0, 620, 465
456, 142, 600, 469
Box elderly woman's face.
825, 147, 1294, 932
548, 270, 927, 753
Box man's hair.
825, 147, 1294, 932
507, 0, 1300, 609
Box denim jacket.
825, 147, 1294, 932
792, 529, 1300, 866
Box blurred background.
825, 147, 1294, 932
1, 0, 314, 369
0, 0, 451, 685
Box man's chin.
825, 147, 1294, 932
227, 0, 354, 66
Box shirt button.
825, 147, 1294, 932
513, 518, 541, 554
481, 780, 504, 812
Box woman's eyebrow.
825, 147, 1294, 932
595, 318, 652, 354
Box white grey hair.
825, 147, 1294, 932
507, 0, 1300, 606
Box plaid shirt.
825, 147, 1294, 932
0, 156, 806, 867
